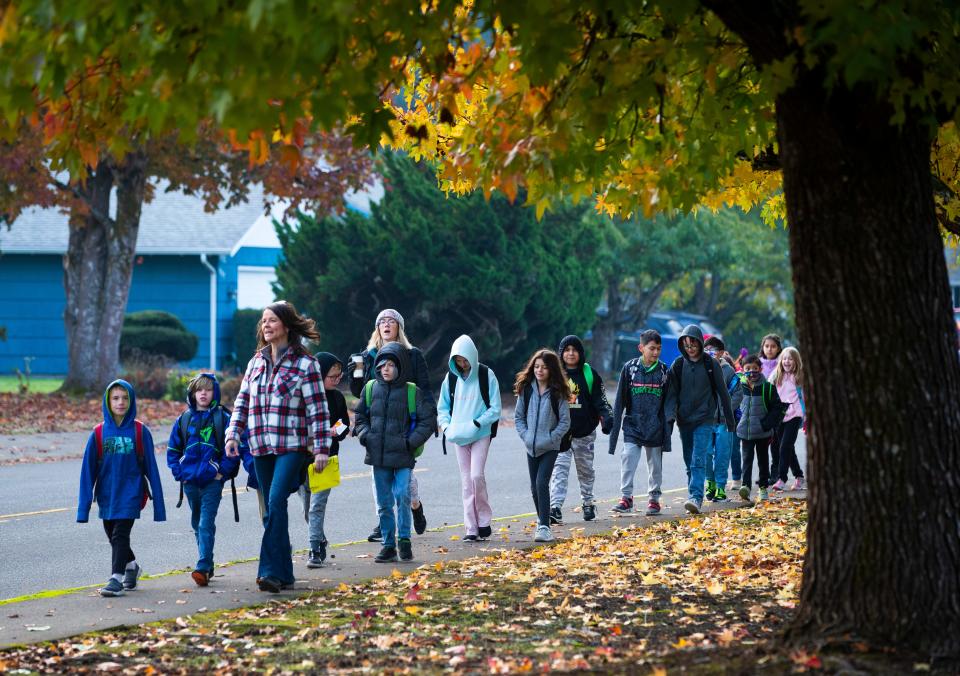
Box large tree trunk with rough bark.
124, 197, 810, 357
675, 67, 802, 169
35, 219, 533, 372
776, 74, 960, 656
61, 153, 148, 396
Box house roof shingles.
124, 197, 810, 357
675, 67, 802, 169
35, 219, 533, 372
0, 186, 267, 255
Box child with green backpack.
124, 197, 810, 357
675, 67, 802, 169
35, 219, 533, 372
736, 354, 786, 502
354, 343, 436, 563
549, 335, 613, 524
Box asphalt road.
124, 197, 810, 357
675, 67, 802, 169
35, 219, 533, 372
0, 428, 806, 600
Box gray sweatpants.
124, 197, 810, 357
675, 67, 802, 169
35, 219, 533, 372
550, 431, 596, 508
621, 442, 663, 501
297, 484, 331, 548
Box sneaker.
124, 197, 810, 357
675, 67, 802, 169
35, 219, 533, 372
705, 480, 717, 501
375, 546, 398, 563
731, 479, 742, 490
367, 524, 382, 542
463, 534, 479, 542
100, 578, 125, 597
684, 498, 702, 514
534, 525, 555, 542
771, 479, 785, 491
478, 525, 492, 539
412, 503, 427, 535
645, 501, 661, 516
582, 504, 596, 521
398, 538, 413, 561
122, 563, 142, 591
759, 487, 769, 500
307, 542, 327, 569
714, 487, 727, 502
611, 497, 634, 514
258, 576, 283, 593
549, 507, 563, 525
791, 477, 804, 490
191, 569, 210, 587
738, 485, 751, 501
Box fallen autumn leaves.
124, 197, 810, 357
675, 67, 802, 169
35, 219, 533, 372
0, 393, 182, 435
0, 500, 941, 673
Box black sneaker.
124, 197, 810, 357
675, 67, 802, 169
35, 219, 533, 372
375, 546, 398, 563
258, 576, 282, 593
100, 578, 124, 597
549, 507, 563, 525
463, 534, 479, 542
398, 538, 413, 561
582, 504, 596, 521
478, 525, 492, 539
412, 503, 427, 535
122, 563, 142, 590
307, 545, 325, 569
367, 524, 382, 542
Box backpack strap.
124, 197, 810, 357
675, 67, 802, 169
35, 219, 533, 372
583, 363, 594, 395
134, 420, 151, 504
95, 423, 104, 460
177, 410, 192, 452
407, 381, 417, 414
231, 478, 239, 522
478, 364, 491, 408
215, 407, 228, 452
761, 383, 771, 412
442, 373, 457, 456
364, 380, 374, 408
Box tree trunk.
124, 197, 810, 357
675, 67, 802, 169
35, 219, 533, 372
777, 75, 960, 657
591, 279, 623, 375
61, 153, 148, 396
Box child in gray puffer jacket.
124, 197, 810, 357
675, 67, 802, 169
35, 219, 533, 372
355, 342, 436, 564
736, 354, 785, 502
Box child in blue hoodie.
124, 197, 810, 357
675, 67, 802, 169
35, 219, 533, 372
77, 380, 166, 598
437, 335, 502, 541
167, 373, 252, 587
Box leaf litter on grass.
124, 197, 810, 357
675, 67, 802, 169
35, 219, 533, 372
1, 499, 922, 674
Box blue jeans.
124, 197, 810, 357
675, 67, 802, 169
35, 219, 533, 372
373, 466, 412, 548
704, 424, 733, 488
729, 431, 742, 481
254, 453, 307, 584
680, 423, 715, 502
183, 480, 223, 573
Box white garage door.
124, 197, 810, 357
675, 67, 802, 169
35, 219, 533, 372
237, 266, 278, 310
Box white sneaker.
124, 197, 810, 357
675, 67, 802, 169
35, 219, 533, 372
534, 525, 555, 542
731, 480, 742, 490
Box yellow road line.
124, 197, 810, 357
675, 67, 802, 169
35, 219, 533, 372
0, 507, 69, 519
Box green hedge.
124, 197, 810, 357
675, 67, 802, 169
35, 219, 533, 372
232, 308, 261, 365
120, 311, 199, 364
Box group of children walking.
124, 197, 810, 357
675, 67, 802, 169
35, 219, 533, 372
77, 307, 806, 596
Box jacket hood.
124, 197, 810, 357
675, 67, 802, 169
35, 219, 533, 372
375, 342, 409, 384
558, 335, 585, 368
315, 352, 344, 379
186, 372, 222, 411
677, 324, 705, 357
448, 334, 479, 380
102, 379, 137, 428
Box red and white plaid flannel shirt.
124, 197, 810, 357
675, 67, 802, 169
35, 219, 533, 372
227, 346, 331, 457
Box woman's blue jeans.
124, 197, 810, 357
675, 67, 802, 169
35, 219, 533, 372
254, 453, 306, 584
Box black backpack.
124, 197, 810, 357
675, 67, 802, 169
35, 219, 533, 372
174, 407, 241, 522
521, 383, 573, 452
442, 363, 498, 454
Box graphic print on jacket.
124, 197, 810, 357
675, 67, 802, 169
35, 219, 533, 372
608, 357, 671, 452
167, 373, 241, 487
557, 335, 614, 438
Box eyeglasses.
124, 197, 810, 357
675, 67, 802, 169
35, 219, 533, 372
324, 372, 343, 382
377, 318, 398, 326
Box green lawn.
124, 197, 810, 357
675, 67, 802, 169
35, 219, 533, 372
0, 375, 64, 393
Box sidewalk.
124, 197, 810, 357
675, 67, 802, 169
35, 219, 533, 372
0, 489, 804, 648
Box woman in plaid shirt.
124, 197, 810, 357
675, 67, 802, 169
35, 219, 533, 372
226, 300, 330, 593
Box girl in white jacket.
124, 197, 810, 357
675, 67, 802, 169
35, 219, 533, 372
437, 335, 502, 541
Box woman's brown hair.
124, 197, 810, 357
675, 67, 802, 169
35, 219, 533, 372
513, 349, 570, 400
255, 300, 321, 354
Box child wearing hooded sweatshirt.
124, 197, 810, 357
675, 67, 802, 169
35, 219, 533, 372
608, 330, 673, 516
355, 343, 436, 563
736, 354, 785, 502
78, 380, 166, 598
663, 325, 736, 515
514, 349, 571, 543
549, 335, 613, 524
167, 373, 253, 586
703, 336, 743, 502
297, 352, 352, 568
437, 335, 502, 541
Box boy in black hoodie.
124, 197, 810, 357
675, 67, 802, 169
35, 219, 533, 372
549, 335, 614, 523
297, 352, 351, 568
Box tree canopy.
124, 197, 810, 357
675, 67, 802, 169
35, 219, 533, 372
275, 152, 605, 376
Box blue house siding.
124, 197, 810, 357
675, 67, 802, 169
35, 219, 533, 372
0, 254, 68, 374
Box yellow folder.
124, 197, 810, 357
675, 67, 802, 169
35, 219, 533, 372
308, 456, 341, 492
